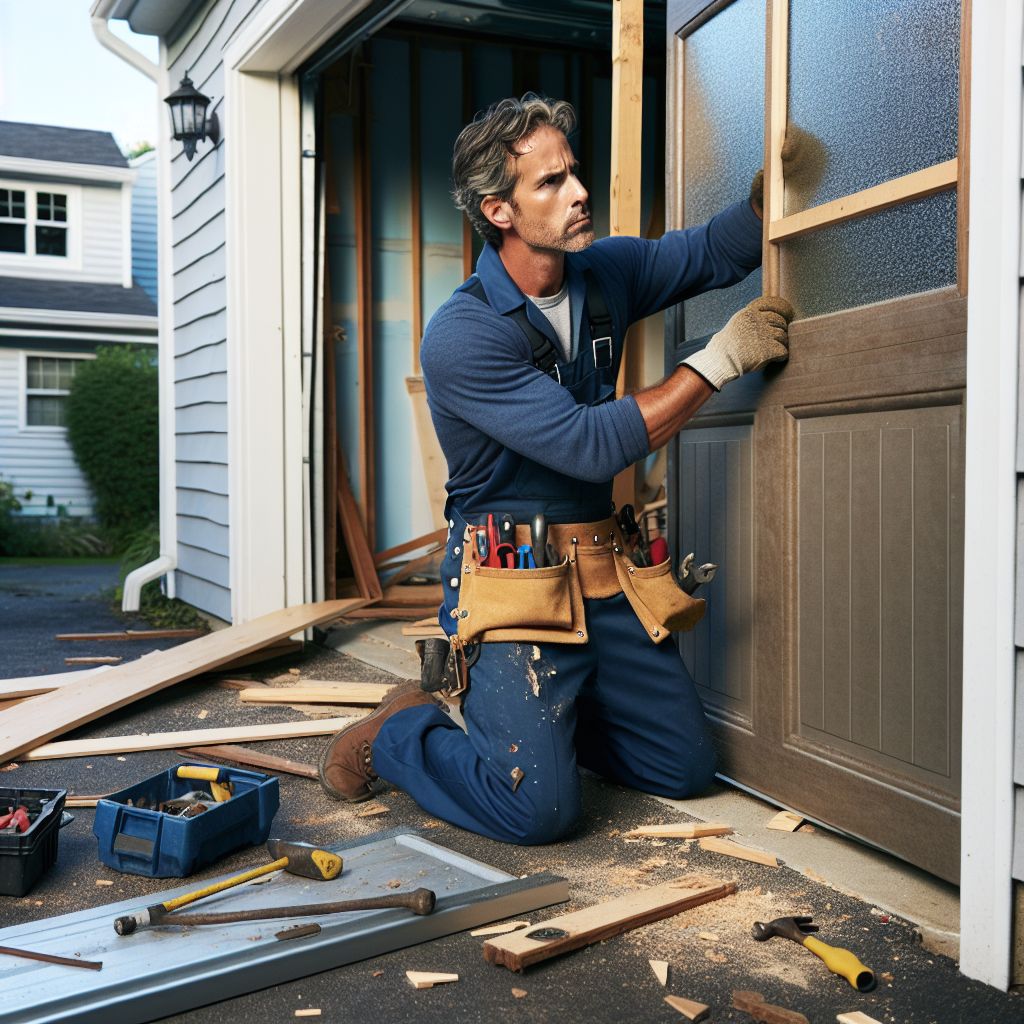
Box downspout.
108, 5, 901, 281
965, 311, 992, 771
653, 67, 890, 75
90, 1, 178, 608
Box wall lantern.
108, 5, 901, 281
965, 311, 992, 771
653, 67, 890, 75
164, 75, 220, 161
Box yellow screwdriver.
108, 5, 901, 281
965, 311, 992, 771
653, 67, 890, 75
114, 839, 343, 935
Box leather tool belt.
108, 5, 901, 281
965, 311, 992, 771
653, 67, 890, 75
453, 515, 705, 646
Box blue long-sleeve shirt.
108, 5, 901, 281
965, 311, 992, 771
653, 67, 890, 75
420, 199, 762, 512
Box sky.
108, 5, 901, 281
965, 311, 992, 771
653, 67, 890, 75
0, 1, 160, 154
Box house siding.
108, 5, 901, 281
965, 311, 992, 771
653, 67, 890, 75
0, 346, 95, 517
168, 0, 270, 620
131, 153, 158, 301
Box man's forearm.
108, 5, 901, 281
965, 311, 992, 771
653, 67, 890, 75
633, 365, 714, 450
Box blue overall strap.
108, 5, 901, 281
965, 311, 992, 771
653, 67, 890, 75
582, 268, 614, 369
463, 276, 560, 379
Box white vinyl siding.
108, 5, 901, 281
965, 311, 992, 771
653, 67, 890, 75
0, 347, 95, 517
130, 153, 158, 301
167, 0, 270, 620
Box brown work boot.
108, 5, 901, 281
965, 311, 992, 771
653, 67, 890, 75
318, 684, 439, 802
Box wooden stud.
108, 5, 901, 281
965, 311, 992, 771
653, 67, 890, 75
175, 745, 319, 780
699, 836, 779, 867
956, 0, 972, 296
0, 599, 365, 763
732, 990, 809, 1024
610, 0, 644, 238
25, 716, 361, 761
768, 159, 958, 243
56, 629, 204, 642
624, 822, 733, 840
482, 877, 736, 971
664, 995, 709, 1022
766, 811, 804, 832
238, 683, 392, 705
763, 0, 788, 295
650, 959, 669, 985
406, 971, 458, 989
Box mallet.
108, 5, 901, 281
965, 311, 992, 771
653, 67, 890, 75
114, 839, 343, 936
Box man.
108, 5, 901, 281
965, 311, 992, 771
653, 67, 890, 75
320, 96, 792, 844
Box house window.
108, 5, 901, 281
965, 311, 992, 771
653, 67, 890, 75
0, 184, 72, 261
24, 356, 82, 427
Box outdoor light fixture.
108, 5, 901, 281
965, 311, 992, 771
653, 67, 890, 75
164, 74, 220, 161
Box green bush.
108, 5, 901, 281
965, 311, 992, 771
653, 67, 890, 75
0, 476, 21, 554
65, 345, 158, 533
0, 516, 111, 558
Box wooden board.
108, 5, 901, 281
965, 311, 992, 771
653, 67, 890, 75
699, 837, 779, 867
216, 638, 305, 672
65, 656, 122, 666
238, 683, 391, 705
0, 599, 365, 763
24, 717, 359, 761
56, 629, 204, 642
624, 822, 732, 839
0, 666, 107, 700
175, 744, 319, 780
482, 876, 736, 971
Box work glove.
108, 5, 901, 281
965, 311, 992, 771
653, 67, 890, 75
748, 124, 827, 215
682, 296, 795, 391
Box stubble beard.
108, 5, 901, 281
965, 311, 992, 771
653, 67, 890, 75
513, 203, 595, 253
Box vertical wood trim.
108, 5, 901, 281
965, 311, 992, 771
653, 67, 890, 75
957, 0, 972, 296
610, 0, 644, 237
669, 33, 685, 232
410, 38, 424, 372
354, 62, 376, 550
323, 230, 338, 601
461, 42, 474, 280
763, 0, 788, 295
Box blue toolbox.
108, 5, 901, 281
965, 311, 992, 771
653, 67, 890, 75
93, 763, 279, 877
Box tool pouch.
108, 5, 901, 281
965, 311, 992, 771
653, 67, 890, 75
613, 553, 706, 644
417, 636, 453, 693
455, 533, 587, 644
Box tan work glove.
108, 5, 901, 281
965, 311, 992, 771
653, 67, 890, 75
682, 296, 795, 391
749, 124, 827, 216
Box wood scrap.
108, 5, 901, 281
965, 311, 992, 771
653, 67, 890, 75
625, 822, 732, 840
175, 745, 319, 780
664, 995, 709, 1022
469, 921, 530, 938
732, 991, 809, 1024
56, 628, 204, 642
401, 621, 445, 637
380, 582, 443, 606
64, 656, 122, 666
25, 717, 360, 761
0, 599, 365, 763
482, 876, 736, 971
374, 528, 446, 566
211, 677, 268, 691
354, 803, 389, 818
836, 1014, 882, 1024
66, 794, 109, 808
699, 836, 779, 867
337, 450, 383, 602
649, 959, 669, 985
766, 811, 804, 832
294, 1011, 322, 1019
238, 683, 392, 705
406, 971, 458, 989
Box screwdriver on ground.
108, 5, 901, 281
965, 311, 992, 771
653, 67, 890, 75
113, 839, 343, 935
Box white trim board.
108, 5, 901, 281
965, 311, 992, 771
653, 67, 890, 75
221, 0, 372, 623
0, 308, 156, 330
0, 155, 134, 186
958, 0, 1021, 990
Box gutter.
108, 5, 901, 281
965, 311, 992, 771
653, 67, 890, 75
90, 0, 178, 607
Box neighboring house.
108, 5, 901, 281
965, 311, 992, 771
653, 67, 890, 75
90, 0, 1020, 989
0, 120, 157, 518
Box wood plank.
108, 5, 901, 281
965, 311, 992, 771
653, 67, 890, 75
0, 599, 365, 763
610, 0, 643, 237
341, 606, 438, 621
217, 639, 305, 672
24, 717, 359, 761
664, 995, 709, 1022
380, 582, 442, 606
482, 877, 736, 971
698, 836, 779, 867
768, 159, 958, 243
0, 666, 107, 700
337, 448, 383, 602
624, 822, 732, 839
65, 794, 109, 808
401, 624, 445, 638
64, 656, 122, 666
238, 683, 392, 705
763, 0, 788, 294
56, 629, 205, 642
175, 744, 319, 779
374, 528, 446, 566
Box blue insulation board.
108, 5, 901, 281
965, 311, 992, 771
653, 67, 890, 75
0, 829, 568, 1024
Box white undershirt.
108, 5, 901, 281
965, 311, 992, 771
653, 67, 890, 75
528, 282, 572, 361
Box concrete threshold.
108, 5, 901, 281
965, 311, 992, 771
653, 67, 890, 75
652, 783, 961, 961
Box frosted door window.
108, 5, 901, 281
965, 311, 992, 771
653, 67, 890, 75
786, 0, 960, 215
681, 0, 764, 342
780, 190, 957, 318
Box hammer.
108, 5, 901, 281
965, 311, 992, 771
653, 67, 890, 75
751, 915, 876, 991
113, 839, 343, 935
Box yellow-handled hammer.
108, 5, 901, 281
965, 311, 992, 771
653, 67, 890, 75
176, 765, 234, 802
113, 840, 343, 935
752, 915, 875, 991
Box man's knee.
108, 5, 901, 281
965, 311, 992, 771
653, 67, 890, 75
503, 780, 583, 845
659, 744, 718, 800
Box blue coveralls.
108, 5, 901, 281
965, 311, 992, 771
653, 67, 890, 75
371, 200, 763, 844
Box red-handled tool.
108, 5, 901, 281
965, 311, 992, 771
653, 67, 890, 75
0, 806, 30, 833
487, 513, 516, 568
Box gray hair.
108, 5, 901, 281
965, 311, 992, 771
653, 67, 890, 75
452, 94, 577, 247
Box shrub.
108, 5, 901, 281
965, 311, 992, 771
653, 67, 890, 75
65, 346, 158, 532
0, 516, 111, 558
0, 476, 21, 554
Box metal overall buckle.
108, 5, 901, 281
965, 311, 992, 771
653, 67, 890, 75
592, 335, 612, 369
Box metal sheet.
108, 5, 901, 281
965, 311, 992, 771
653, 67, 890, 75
0, 829, 568, 1024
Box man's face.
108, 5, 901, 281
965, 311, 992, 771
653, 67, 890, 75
505, 125, 593, 253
